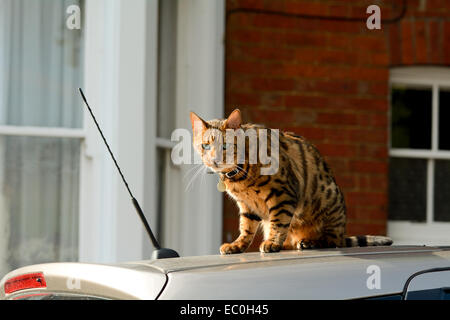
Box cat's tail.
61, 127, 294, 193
344, 235, 393, 247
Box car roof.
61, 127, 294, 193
126, 245, 449, 273
2, 246, 450, 300
128, 245, 450, 299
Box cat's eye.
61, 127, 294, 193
202, 143, 210, 150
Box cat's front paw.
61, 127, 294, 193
220, 242, 246, 255
259, 240, 281, 253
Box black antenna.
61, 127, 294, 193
78, 88, 179, 259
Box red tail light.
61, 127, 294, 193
4, 273, 47, 294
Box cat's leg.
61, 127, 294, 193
260, 197, 296, 253
296, 239, 330, 250
322, 224, 346, 248
220, 202, 260, 255
296, 227, 345, 249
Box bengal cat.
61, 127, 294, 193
190, 109, 393, 254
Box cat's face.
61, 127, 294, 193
190, 109, 242, 174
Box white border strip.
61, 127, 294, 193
155, 137, 175, 149
0, 125, 85, 138
389, 149, 450, 159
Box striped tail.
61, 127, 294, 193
345, 235, 393, 247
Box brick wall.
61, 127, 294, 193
223, 0, 450, 247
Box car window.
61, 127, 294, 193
403, 267, 450, 300
405, 288, 450, 300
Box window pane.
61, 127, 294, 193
0, 0, 84, 128
434, 160, 450, 222
391, 87, 432, 149
388, 157, 427, 222
157, 0, 177, 139
439, 89, 450, 151
0, 136, 80, 277
156, 148, 167, 243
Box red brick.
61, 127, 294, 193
388, 23, 402, 65
349, 128, 388, 144
222, 0, 439, 238
223, 217, 239, 232
284, 32, 327, 47
251, 77, 296, 92
227, 0, 265, 11
227, 59, 262, 74
316, 143, 357, 158
227, 92, 260, 106
346, 191, 387, 206
260, 93, 285, 108
368, 175, 388, 191
357, 175, 370, 190
329, 4, 350, 17
316, 20, 360, 34
358, 145, 388, 159
400, 19, 414, 64
335, 174, 357, 190
368, 82, 389, 96
346, 222, 387, 237
244, 46, 296, 61
429, 20, 443, 64
347, 206, 387, 221
252, 110, 296, 124
285, 95, 327, 109
349, 5, 371, 19
251, 14, 295, 29
323, 128, 352, 142
283, 65, 388, 81
284, 1, 327, 16
317, 112, 358, 126
445, 21, 450, 64
327, 34, 352, 50
228, 28, 262, 43
357, 113, 388, 127
227, 75, 252, 92
347, 207, 388, 221
415, 20, 428, 63
326, 158, 349, 174
371, 53, 390, 66
285, 126, 325, 141
345, 67, 388, 81
349, 160, 388, 174
315, 80, 359, 95
353, 35, 387, 52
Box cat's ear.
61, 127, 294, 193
224, 109, 242, 129
190, 112, 207, 136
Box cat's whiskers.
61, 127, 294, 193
184, 164, 206, 191
183, 164, 202, 180
200, 165, 208, 187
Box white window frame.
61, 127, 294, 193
388, 67, 450, 246
154, 0, 225, 256
79, 0, 151, 264
80, 0, 224, 263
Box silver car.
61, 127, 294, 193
1, 245, 450, 300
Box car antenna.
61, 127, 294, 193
78, 88, 179, 259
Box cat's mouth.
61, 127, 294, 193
205, 162, 243, 176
